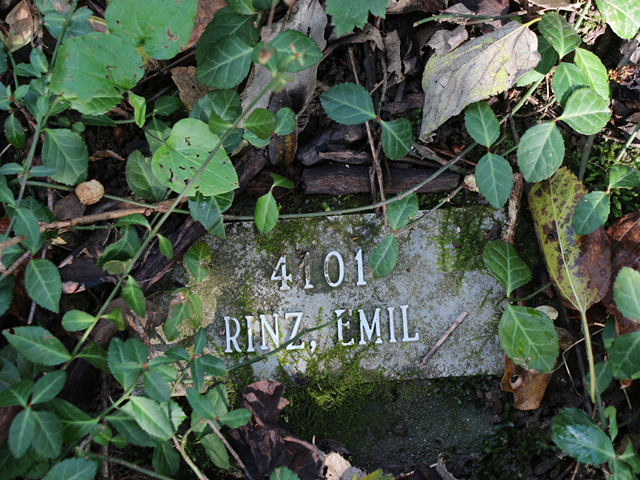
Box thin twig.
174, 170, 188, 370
616, 121, 640, 162
395, 184, 464, 236
86, 453, 175, 480
207, 420, 256, 480
421, 312, 468, 364
173, 434, 210, 480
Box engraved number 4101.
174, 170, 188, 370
270, 250, 366, 290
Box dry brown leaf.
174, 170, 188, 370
384, 30, 404, 83
527, 0, 580, 10
3, 0, 36, 52
185, 0, 227, 50
501, 355, 552, 410
268, 91, 298, 166
170, 66, 213, 110
427, 24, 468, 56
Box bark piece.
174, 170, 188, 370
297, 124, 367, 166
235, 147, 268, 192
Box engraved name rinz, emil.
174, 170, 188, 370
221, 248, 420, 354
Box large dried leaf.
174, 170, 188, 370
500, 355, 552, 410
528, 167, 611, 312
420, 21, 539, 139
3, 0, 36, 52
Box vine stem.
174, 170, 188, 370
616, 121, 640, 162
85, 453, 175, 480
207, 420, 255, 480
174, 433, 209, 480
580, 308, 597, 402
578, 134, 595, 181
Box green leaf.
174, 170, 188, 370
106, 403, 157, 447
106, 0, 197, 59
69, 90, 122, 115
153, 441, 180, 476
145, 117, 172, 155
4, 326, 70, 366
97, 225, 141, 268
116, 214, 151, 230
244, 129, 271, 147
270, 173, 294, 189
594, 0, 640, 39
208, 111, 232, 134
608, 330, 640, 379
152, 119, 239, 196
498, 304, 559, 373
387, 193, 418, 230
325, 0, 387, 36
165, 289, 203, 341
165, 346, 190, 362
266, 30, 322, 73
130, 397, 174, 441
31, 371, 65, 404
191, 384, 229, 431
270, 468, 300, 480
42, 129, 89, 185
553, 62, 589, 108
321, 83, 376, 125
157, 234, 173, 259
31, 410, 62, 458
538, 12, 581, 58
9, 408, 34, 458
464, 102, 500, 148
153, 96, 183, 116
43, 8, 93, 42
573, 48, 609, 100
255, 191, 279, 234
0, 275, 14, 317
380, 118, 412, 160
62, 310, 96, 332
14, 206, 40, 248
50, 33, 144, 104
275, 107, 296, 135
195, 7, 258, 57
552, 408, 615, 465
517, 122, 564, 182
189, 192, 233, 238
368, 234, 399, 278
199, 355, 226, 377
186, 242, 211, 284
196, 35, 253, 89
90, 423, 112, 445
0, 380, 32, 407
0, 442, 32, 478
187, 388, 218, 420
608, 165, 640, 189
162, 400, 187, 432
228, 0, 256, 14
559, 88, 611, 135
194, 328, 207, 356
219, 408, 251, 428
108, 338, 144, 389
122, 276, 146, 318
191, 90, 243, 152
128, 92, 146, 128
243, 108, 276, 139
475, 153, 514, 209
573, 191, 610, 236
614, 267, 640, 323
144, 370, 170, 403
585, 361, 612, 395
77, 343, 109, 374
201, 434, 229, 469
483, 240, 532, 297
535, 35, 559, 76
4, 114, 24, 149
126, 150, 168, 203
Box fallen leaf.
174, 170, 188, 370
3, 0, 36, 52
458, 0, 510, 31
528, 167, 611, 313
387, 0, 435, 14
427, 24, 468, 56
419, 21, 539, 140
325, 452, 366, 480
528, 0, 579, 9
604, 210, 640, 335
170, 66, 213, 110
384, 30, 404, 83
501, 355, 552, 410
185, 0, 227, 50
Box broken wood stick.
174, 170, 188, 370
420, 311, 468, 365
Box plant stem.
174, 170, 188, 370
207, 420, 255, 480
395, 184, 464, 236
86, 453, 175, 480
509, 283, 552, 302
174, 433, 209, 480
580, 308, 597, 402
414, 11, 524, 27
573, 0, 591, 31
616, 122, 640, 162
579, 134, 595, 181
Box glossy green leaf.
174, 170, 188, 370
195, 7, 258, 58
24, 259, 61, 313
191, 90, 243, 152
144, 370, 170, 403
199, 355, 226, 377
76, 342, 109, 374
475, 153, 513, 209
208, 111, 232, 135
228, 0, 256, 14
31, 410, 62, 458
244, 129, 271, 147
0, 275, 14, 317
4, 114, 24, 150
266, 30, 322, 73
614, 267, 640, 323
243, 108, 276, 139
157, 234, 173, 259
595, 0, 640, 39
90, 423, 112, 445
275, 107, 296, 135
186, 242, 211, 284
106, 0, 197, 59
196, 35, 253, 89
153, 441, 180, 476
325, 0, 387, 36
608, 330, 640, 379
573, 48, 609, 100
517, 122, 564, 182
553, 62, 589, 108
14, 206, 40, 248
31, 371, 65, 404
106, 402, 157, 447
552, 408, 615, 465
97, 225, 140, 268
483, 240, 532, 297
116, 214, 151, 230
320, 83, 376, 125
163, 400, 187, 433
4, 326, 70, 366
129, 397, 174, 441
255, 191, 279, 234
165, 288, 203, 341
499, 304, 559, 373
270, 467, 300, 480
464, 102, 499, 148
538, 12, 581, 58
145, 117, 172, 156
194, 328, 207, 356
129, 92, 146, 128
535, 35, 559, 75
62, 310, 95, 332
387, 193, 418, 230
0, 164, 22, 176
559, 88, 611, 135
573, 191, 610, 236
152, 119, 239, 196
189, 191, 233, 238
585, 361, 612, 395
609, 165, 640, 189
102, 307, 125, 331
126, 150, 168, 203
187, 388, 218, 420
165, 346, 190, 362
69, 90, 122, 115
50, 33, 143, 104
9, 408, 34, 458
108, 338, 144, 389
380, 118, 412, 160
153, 96, 183, 116
368, 234, 399, 278
43, 8, 93, 42
270, 173, 294, 189
42, 128, 89, 185
0, 380, 32, 407
219, 408, 251, 428
201, 433, 229, 469
122, 276, 146, 318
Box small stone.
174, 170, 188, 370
76, 180, 104, 205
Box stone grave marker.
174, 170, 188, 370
151, 207, 506, 379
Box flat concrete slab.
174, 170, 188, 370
150, 208, 506, 379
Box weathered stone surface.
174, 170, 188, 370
150, 208, 506, 379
